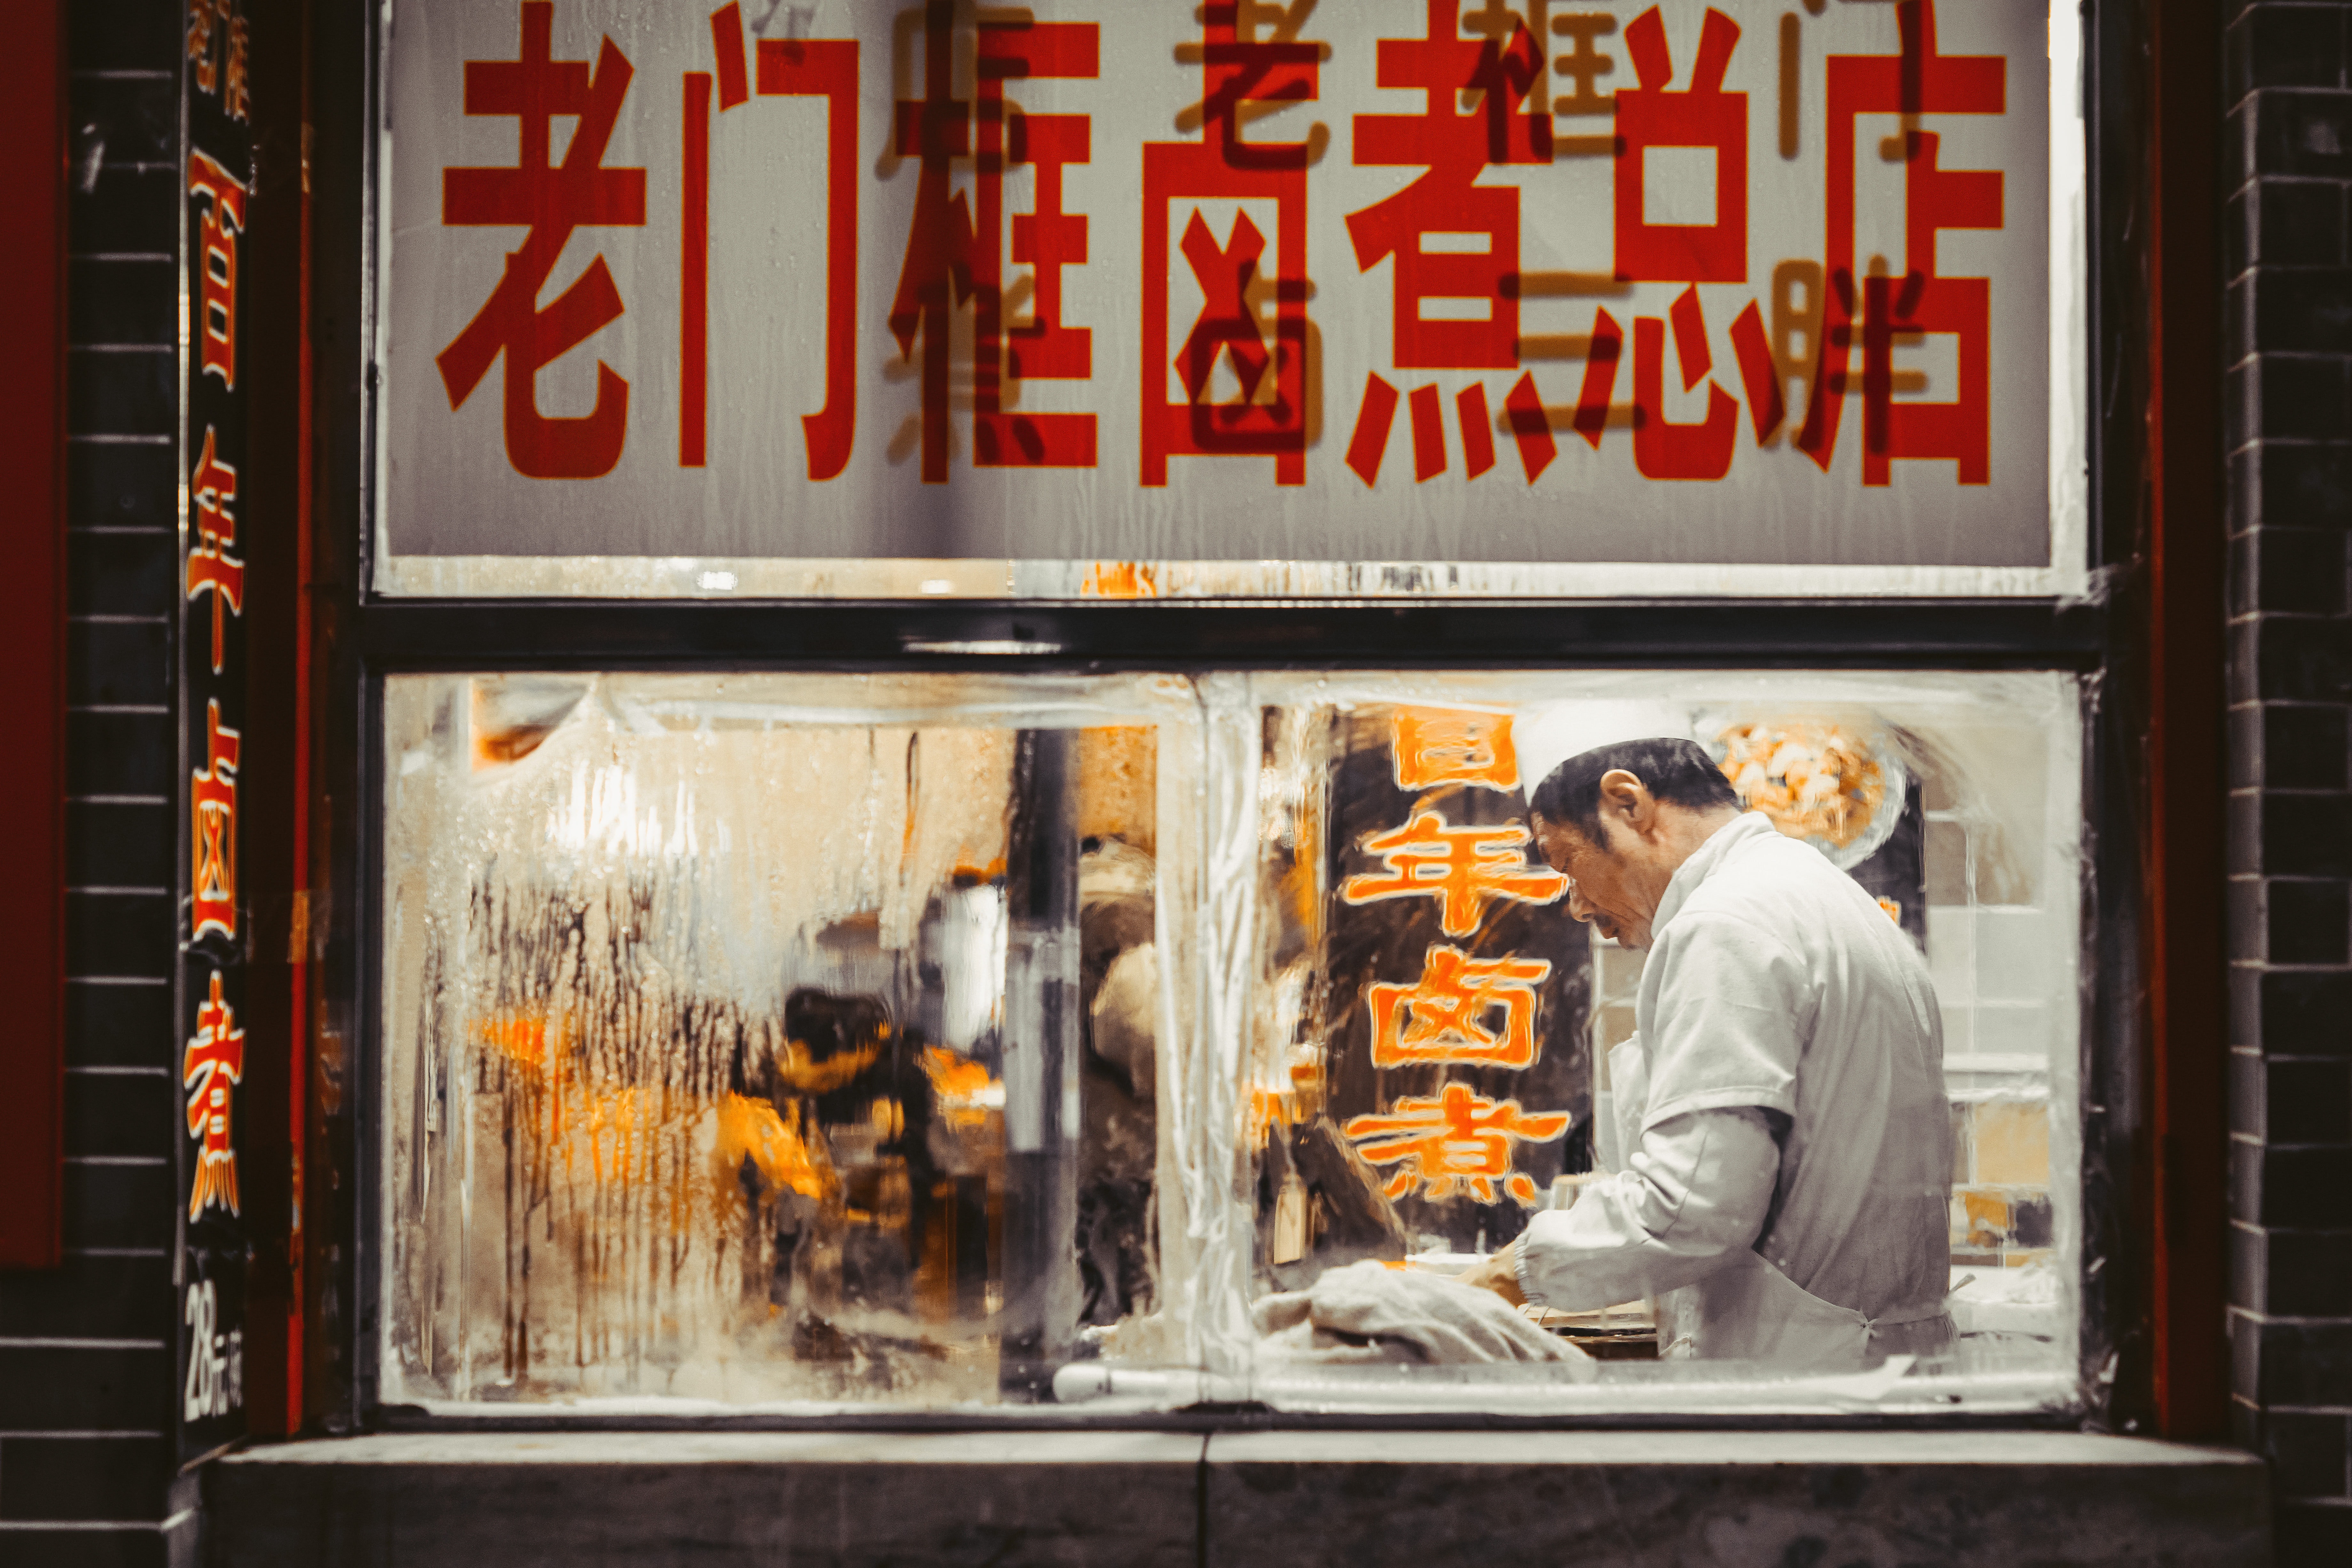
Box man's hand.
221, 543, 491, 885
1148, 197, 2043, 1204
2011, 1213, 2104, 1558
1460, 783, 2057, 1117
1458, 1241, 1526, 1307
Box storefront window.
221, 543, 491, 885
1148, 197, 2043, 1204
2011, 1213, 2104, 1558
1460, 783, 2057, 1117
379, 670, 2082, 1414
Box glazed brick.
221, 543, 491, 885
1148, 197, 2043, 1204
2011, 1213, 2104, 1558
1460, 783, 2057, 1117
2231, 876, 2268, 961
64, 890, 170, 979
2266, 703, 2351, 789
61, 1162, 174, 1252
2241, 615, 2352, 705
67, 73, 176, 168
2238, 178, 2350, 273
2267, 1056, 2352, 1143
63, 983, 172, 1072
0, 1252, 173, 1342
2235, 1136, 2264, 1227
2234, 1049, 2269, 1137
67, 0, 181, 74
2235, 528, 2349, 615
66, 619, 168, 708
2272, 1228, 2352, 1316
65, 800, 170, 890
0, 1344, 171, 1431
2263, 790, 2352, 875
68, 531, 177, 619
2260, 968, 2352, 1052
2230, 705, 2264, 788
64, 1073, 174, 1162
0, 1436, 171, 1522
2231, 788, 2263, 877
2233, 1219, 2265, 1312
2270, 878, 2352, 963
68, 166, 177, 254
2245, 89, 2352, 181
65, 349, 172, 437
67, 256, 172, 347
2230, 6, 2348, 104
64, 710, 172, 798
2260, 1410, 2351, 1498
67, 443, 176, 531
2241, 441, 2352, 529
2260, 1146, 2352, 1227
2240, 1316, 2352, 1406
2249, 355, 2351, 442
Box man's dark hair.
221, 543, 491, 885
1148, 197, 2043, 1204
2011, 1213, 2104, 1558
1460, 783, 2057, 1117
1527, 737, 1741, 842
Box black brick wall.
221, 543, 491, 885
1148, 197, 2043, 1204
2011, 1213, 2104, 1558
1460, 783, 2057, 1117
0, 2, 191, 1565
2227, 3, 2352, 1562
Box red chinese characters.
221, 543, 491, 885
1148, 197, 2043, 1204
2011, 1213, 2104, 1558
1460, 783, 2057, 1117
1612, 6, 1744, 284
1343, 1083, 1571, 1204
888, 3, 1100, 481
189, 152, 247, 391
1795, 0, 2003, 485
1392, 707, 1519, 791
185, 970, 246, 1219
191, 700, 241, 943
438, 0, 648, 480
1366, 945, 1554, 1069
1588, 7, 1751, 481
1345, 2, 1553, 486
186, 427, 242, 676
684, 4, 859, 477
1341, 809, 1567, 937
1143, 2, 1321, 486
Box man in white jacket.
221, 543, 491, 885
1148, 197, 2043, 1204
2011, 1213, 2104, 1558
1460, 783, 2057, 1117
1460, 717, 1953, 1370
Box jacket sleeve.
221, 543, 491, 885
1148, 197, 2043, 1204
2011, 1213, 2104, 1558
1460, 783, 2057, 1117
1511, 1107, 1781, 1312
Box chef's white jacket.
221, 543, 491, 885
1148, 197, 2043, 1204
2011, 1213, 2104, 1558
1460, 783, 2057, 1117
1513, 812, 1954, 1368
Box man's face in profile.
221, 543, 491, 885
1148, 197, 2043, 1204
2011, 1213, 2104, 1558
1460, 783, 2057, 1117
1534, 814, 1656, 951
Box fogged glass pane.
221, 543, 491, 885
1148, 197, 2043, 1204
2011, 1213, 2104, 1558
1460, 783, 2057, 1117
383, 668, 2087, 1415
379, 674, 1194, 1407
1214, 672, 2083, 1411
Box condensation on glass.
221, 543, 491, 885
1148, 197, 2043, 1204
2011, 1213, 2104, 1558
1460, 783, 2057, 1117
379, 670, 2085, 1414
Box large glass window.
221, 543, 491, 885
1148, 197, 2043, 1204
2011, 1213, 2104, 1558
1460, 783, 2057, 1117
380, 669, 2081, 1414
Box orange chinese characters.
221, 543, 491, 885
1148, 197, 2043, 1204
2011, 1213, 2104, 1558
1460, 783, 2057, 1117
191, 700, 241, 943
186, 427, 242, 675
188, 0, 250, 122
185, 970, 246, 1219
1343, 1083, 1569, 1205
1391, 707, 1518, 791
1341, 809, 1567, 937
188, 152, 247, 390
1366, 944, 1552, 1069
437, 1, 648, 480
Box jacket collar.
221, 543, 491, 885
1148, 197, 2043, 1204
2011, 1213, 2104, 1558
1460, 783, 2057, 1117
1649, 811, 1776, 939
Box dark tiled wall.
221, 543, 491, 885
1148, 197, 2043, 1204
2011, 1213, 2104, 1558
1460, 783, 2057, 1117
0, 2, 189, 1565
2226, 4, 2352, 1562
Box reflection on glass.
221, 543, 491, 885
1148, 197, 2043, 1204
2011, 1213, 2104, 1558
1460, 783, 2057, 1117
382, 670, 2084, 1414
381, 674, 1186, 1406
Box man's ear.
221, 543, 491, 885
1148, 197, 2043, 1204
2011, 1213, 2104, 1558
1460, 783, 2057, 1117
1597, 768, 1654, 834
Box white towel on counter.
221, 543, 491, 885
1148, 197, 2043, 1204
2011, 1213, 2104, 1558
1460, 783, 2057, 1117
1252, 1260, 1594, 1367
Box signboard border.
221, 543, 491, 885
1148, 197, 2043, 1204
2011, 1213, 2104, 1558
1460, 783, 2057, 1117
360, 0, 2088, 603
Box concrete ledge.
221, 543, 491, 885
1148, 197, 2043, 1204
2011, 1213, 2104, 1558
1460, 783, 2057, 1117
208, 1432, 1204, 1568
207, 1429, 2269, 1568
1203, 1431, 2270, 1568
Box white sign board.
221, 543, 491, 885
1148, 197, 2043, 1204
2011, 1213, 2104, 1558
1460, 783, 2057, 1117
379, 0, 2074, 595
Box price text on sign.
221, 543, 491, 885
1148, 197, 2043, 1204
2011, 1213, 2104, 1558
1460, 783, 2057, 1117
385, 0, 2052, 570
